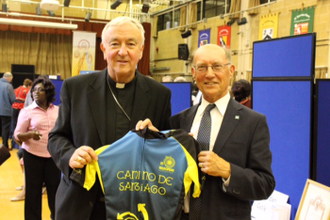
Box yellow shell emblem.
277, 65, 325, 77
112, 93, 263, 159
163, 156, 175, 169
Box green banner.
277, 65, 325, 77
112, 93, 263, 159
290, 6, 315, 36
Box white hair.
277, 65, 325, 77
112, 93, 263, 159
101, 16, 145, 47
174, 76, 187, 82
3, 72, 13, 78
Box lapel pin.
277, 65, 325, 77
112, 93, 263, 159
235, 115, 240, 120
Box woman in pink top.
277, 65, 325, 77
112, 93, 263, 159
14, 76, 60, 220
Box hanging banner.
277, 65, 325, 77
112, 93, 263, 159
290, 6, 315, 36
71, 31, 97, 76
217, 26, 231, 49
198, 29, 211, 48
259, 13, 279, 40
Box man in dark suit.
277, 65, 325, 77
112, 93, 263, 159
48, 16, 171, 220
137, 44, 275, 220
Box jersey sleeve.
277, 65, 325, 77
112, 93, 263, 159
181, 146, 201, 198
84, 145, 108, 192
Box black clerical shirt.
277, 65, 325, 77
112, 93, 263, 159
106, 72, 136, 143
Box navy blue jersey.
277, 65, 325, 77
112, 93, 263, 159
84, 129, 201, 220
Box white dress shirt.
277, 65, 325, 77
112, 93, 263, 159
190, 92, 231, 151
183, 92, 231, 213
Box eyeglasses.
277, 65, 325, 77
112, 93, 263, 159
32, 88, 45, 93
193, 63, 231, 73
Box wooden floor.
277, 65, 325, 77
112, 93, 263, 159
0, 138, 51, 220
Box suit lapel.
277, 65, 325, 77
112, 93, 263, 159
213, 99, 242, 154
130, 72, 150, 127
87, 69, 108, 145
181, 105, 199, 131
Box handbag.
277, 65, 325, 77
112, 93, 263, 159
0, 144, 11, 166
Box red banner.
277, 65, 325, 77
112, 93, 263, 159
217, 26, 231, 49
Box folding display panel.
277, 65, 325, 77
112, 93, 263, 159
252, 34, 315, 78
252, 80, 312, 220
162, 82, 192, 116
314, 79, 330, 187
252, 33, 315, 220
50, 79, 62, 106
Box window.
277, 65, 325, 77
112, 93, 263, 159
174, 9, 180, 28
197, 0, 229, 21
157, 9, 180, 31
157, 15, 165, 32
260, 0, 276, 4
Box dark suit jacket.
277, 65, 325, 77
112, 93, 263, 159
48, 69, 171, 220
169, 98, 275, 220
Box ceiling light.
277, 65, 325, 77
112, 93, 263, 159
2, 3, 8, 12
0, 18, 78, 29
142, 3, 150, 13
85, 12, 92, 22
63, 0, 71, 7
40, 0, 60, 11
111, 0, 123, 10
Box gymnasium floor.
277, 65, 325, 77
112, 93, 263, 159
0, 138, 51, 220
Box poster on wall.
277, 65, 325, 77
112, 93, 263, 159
217, 26, 231, 49
259, 13, 279, 40
198, 29, 211, 48
71, 31, 96, 76
290, 6, 315, 36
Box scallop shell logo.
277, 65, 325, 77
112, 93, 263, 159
163, 156, 175, 169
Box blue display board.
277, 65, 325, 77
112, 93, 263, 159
80, 70, 99, 75
162, 82, 192, 116
252, 33, 315, 220
50, 79, 63, 106
315, 79, 330, 187
253, 80, 312, 218
253, 34, 315, 78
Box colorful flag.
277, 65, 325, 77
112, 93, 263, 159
290, 6, 315, 36
259, 13, 279, 40
218, 26, 231, 49
198, 29, 211, 48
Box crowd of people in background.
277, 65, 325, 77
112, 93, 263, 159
0, 73, 61, 219
14, 76, 60, 219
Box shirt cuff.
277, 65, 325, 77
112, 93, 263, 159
222, 175, 231, 192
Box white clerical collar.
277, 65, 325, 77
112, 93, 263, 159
116, 83, 125, 89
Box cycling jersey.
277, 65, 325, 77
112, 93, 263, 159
84, 128, 201, 220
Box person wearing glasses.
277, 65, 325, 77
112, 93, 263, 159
14, 76, 60, 220
48, 16, 171, 220
136, 44, 275, 220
